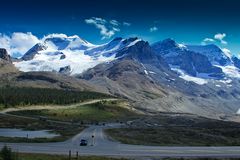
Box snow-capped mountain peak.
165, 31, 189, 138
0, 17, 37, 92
15, 36, 143, 75
152, 38, 240, 84
84, 37, 141, 57
43, 34, 95, 50
21, 43, 48, 61
13, 35, 240, 82
186, 44, 231, 66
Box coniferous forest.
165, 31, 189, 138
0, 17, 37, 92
0, 87, 112, 108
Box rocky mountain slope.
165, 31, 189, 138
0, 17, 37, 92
0, 48, 101, 92
80, 40, 240, 120
3, 35, 240, 120
0, 48, 18, 75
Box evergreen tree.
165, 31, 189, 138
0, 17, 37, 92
0, 145, 13, 160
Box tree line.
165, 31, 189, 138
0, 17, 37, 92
0, 87, 112, 108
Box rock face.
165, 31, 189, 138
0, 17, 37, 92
0, 48, 11, 62
232, 57, 240, 69
116, 40, 169, 69
0, 48, 19, 74
60, 54, 66, 60
59, 65, 71, 75
80, 39, 240, 121
186, 44, 231, 65
172, 51, 223, 78
152, 39, 224, 78
22, 43, 47, 61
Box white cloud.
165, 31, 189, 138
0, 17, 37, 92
203, 38, 215, 42
110, 20, 120, 26
123, 22, 131, 26
0, 32, 40, 57
214, 33, 226, 40
150, 26, 158, 32
202, 33, 227, 45
0, 34, 10, 50
43, 33, 79, 39
214, 33, 227, 44
85, 17, 121, 39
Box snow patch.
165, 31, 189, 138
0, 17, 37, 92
149, 71, 156, 74
127, 39, 142, 47
144, 70, 148, 75
163, 72, 169, 76
177, 43, 186, 49
219, 79, 232, 84
221, 48, 232, 59
171, 68, 208, 85
236, 108, 240, 114
216, 65, 240, 78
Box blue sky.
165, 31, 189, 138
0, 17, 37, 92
0, 0, 240, 57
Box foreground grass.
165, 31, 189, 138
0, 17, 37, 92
162, 158, 240, 160
1, 153, 128, 160
106, 126, 240, 146
0, 114, 84, 143
15, 154, 240, 160
2, 152, 240, 160
9, 100, 138, 123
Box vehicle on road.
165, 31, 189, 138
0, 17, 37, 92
80, 139, 88, 146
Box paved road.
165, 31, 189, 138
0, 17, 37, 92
1, 123, 240, 158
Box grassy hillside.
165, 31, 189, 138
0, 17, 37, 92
0, 87, 112, 108
10, 100, 138, 123
106, 114, 240, 146
0, 100, 137, 143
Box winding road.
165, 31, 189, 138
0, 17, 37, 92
1, 123, 240, 158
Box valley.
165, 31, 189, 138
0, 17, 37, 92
0, 99, 138, 143
1, 32, 240, 159
2, 0, 240, 159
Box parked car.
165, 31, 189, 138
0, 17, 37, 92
80, 139, 88, 146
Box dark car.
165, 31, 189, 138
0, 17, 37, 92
80, 139, 88, 146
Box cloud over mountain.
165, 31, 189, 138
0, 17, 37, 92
202, 33, 228, 45
214, 33, 227, 45
0, 32, 40, 57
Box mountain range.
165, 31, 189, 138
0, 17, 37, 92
1, 34, 240, 121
